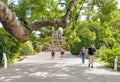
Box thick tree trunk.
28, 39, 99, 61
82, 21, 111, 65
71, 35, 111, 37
0, 1, 29, 42
0, 0, 76, 42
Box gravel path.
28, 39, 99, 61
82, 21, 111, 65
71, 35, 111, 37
0, 52, 120, 82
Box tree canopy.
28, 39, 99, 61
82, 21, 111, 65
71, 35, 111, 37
0, 0, 76, 42
0, 0, 120, 48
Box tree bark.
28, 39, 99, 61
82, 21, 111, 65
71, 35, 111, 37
31, 19, 66, 31
0, 1, 29, 42
0, 0, 76, 42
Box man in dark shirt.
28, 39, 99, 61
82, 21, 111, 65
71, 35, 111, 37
88, 44, 96, 68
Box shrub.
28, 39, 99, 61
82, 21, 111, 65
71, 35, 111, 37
20, 41, 35, 56
70, 42, 81, 55
0, 28, 21, 64
32, 42, 42, 52
100, 46, 120, 70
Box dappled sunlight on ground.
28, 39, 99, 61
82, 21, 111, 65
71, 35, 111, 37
0, 52, 120, 82
85, 68, 120, 75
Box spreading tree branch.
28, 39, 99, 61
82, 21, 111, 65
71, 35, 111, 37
62, 0, 76, 22
31, 0, 76, 31
0, 0, 29, 42
0, 0, 76, 42
75, 0, 85, 21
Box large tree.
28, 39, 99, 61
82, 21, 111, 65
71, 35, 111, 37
0, 0, 76, 42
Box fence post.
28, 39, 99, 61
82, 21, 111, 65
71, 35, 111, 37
114, 56, 118, 71
3, 53, 7, 68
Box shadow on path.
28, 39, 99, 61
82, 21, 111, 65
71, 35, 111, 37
0, 52, 120, 82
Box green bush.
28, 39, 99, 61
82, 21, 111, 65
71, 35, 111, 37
100, 46, 120, 70
35, 44, 42, 52
70, 42, 81, 55
20, 41, 35, 56
32, 42, 42, 52
101, 49, 114, 65
42, 43, 49, 51
20, 44, 32, 56
0, 28, 21, 64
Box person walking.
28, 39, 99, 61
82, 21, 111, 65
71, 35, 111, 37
61, 48, 65, 59
51, 47, 56, 60
88, 44, 96, 68
79, 47, 86, 64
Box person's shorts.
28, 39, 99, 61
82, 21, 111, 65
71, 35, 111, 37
61, 52, 64, 55
52, 52, 55, 56
89, 55, 94, 60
